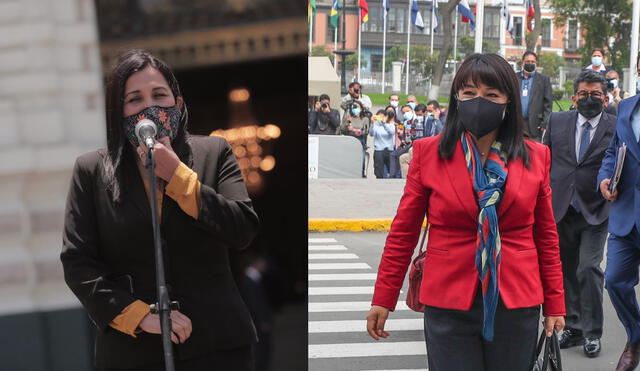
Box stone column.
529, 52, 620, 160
392, 61, 402, 93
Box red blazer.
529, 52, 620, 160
372, 136, 565, 317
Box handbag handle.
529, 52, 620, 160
417, 220, 429, 254
534, 329, 562, 371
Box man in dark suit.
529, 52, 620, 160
598, 90, 640, 371
543, 70, 615, 358
518, 51, 553, 142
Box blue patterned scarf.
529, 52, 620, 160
461, 132, 509, 341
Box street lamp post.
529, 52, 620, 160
334, 0, 354, 95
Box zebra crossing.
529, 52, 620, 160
308, 236, 429, 371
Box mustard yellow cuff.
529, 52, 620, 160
165, 162, 201, 219
109, 300, 150, 338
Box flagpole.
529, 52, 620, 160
334, 27, 338, 67
358, 8, 362, 83
453, 12, 458, 74
382, 2, 387, 93
474, 0, 484, 53
430, 2, 435, 55
499, 1, 506, 57
405, 0, 411, 94
309, 9, 314, 54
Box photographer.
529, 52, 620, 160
309, 94, 340, 135
605, 70, 629, 110
340, 100, 370, 177
341, 82, 372, 113
370, 109, 396, 179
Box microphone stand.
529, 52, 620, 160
147, 147, 176, 371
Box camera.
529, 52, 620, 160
354, 88, 360, 94
606, 78, 615, 92
321, 102, 329, 109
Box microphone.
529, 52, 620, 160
135, 119, 157, 149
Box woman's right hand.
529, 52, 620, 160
599, 178, 618, 201
366, 305, 390, 340
138, 310, 193, 344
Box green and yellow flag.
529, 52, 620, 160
330, 0, 340, 28
308, 0, 316, 23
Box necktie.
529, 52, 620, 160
578, 121, 591, 162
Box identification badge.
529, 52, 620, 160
522, 89, 528, 97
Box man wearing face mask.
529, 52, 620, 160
517, 51, 552, 142
389, 94, 401, 117
583, 48, 610, 76
389, 105, 415, 178
606, 70, 629, 111
406, 95, 418, 111
399, 103, 443, 178
543, 70, 616, 359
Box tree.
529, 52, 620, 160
458, 36, 499, 58
538, 52, 565, 79
548, 0, 632, 73
383, 46, 438, 77
345, 52, 367, 71
525, 0, 543, 53
429, 0, 461, 100
310, 45, 335, 64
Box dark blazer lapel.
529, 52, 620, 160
567, 110, 578, 164
443, 141, 479, 222
578, 113, 609, 164
124, 159, 152, 221
619, 95, 640, 161
498, 155, 523, 217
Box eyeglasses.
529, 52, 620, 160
575, 90, 604, 99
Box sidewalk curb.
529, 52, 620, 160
308, 219, 427, 232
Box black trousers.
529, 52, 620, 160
103, 345, 254, 371
373, 149, 391, 178
557, 206, 608, 338
424, 289, 540, 371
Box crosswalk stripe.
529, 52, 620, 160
308, 245, 348, 251
309, 341, 426, 358
309, 273, 377, 281
309, 238, 337, 243
309, 286, 373, 295
309, 263, 370, 270
309, 253, 359, 260
309, 301, 410, 312
309, 318, 422, 333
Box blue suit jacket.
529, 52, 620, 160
597, 95, 640, 236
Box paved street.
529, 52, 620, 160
309, 231, 635, 371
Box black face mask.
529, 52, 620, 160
576, 96, 603, 119
457, 96, 507, 139
523, 63, 536, 73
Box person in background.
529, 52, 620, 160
425, 100, 445, 137
583, 48, 610, 76
606, 70, 629, 110
341, 81, 372, 113
406, 95, 418, 110
597, 85, 640, 371
413, 104, 427, 140
340, 100, 370, 177
389, 94, 401, 117
389, 104, 415, 178
309, 94, 340, 135
543, 70, 615, 359
399, 103, 443, 178
367, 53, 564, 371
517, 51, 552, 142
427, 100, 447, 125
370, 109, 396, 179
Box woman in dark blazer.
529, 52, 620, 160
60, 49, 259, 370
366, 54, 566, 371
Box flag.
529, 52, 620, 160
411, 0, 424, 30
383, 0, 390, 16
430, 0, 439, 33
458, 0, 475, 31
526, 0, 535, 32
330, 0, 339, 28
308, 0, 316, 23
359, 0, 369, 23
502, 0, 513, 37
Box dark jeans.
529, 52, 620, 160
373, 149, 392, 179
390, 146, 410, 179
557, 206, 607, 338
104, 345, 254, 371
605, 226, 640, 343
424, 289, 540, 371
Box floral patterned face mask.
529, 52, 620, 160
122, 105, 182, 147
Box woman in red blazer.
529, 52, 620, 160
367, 54, 565, 371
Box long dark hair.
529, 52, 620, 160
102, 48, 191, 202
438, 53, 530, 167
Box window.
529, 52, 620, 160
326, 13, 340, 43
371, 54, 382, 71
513, 16, 523, 46
387, 7, 406, 33
484, 11, 500, 38
364, 7, 381, 32
541, 19, 551, 47
567, 19, 578, 51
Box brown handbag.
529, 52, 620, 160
406, 225, 429, 312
